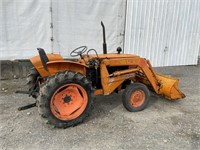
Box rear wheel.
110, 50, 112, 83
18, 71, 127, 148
122, 82, 150, 112
27, 68, 40, 98
38, 71, 94, 128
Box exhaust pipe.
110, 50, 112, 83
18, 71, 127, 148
101, 21, 107, 54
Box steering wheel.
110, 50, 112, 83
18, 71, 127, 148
70, 46, 87, 57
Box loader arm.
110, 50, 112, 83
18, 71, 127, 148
97, 56, 185, 100
136, 59, 185, 100
99, 56, 160, 94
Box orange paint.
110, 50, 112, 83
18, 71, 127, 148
94, 89, 104, 95
30, 52, 185, 100
30, 54, 63, 76
46, 61, 87, 76
50, 84, 88, 121
130, 90, 145, 107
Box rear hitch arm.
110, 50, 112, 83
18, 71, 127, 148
15, 90, 37, 111
18, 103, 36, 111
16, 76, 42, 111
15, 90, 30, 94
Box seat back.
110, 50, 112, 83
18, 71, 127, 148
37, 48, 49, 70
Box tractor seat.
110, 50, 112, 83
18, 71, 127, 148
37, 48, 49, 70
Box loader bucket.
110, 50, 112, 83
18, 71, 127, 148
156, 74, 185, 100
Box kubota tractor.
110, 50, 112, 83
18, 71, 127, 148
18, 22, 185, 128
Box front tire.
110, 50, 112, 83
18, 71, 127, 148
38, 71, 94, 128
122, 82, 150, 112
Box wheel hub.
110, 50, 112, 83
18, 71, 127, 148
130, 90, 145, 107
64, 96, 71, 103
50, 84, 88, 121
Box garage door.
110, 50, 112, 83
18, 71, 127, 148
124, 0, 200, 67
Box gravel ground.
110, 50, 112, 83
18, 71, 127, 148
0, 65, 200, 150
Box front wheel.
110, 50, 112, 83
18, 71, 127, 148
122, 82, 150, 112
38, 71, 94, 128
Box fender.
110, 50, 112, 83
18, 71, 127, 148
46, 60, 88, 76
30, 54, 63, 76
30, 54, 88, 77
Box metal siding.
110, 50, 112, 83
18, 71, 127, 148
124, 0, 200, 67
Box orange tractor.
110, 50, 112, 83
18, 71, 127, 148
18, 22, 185, 128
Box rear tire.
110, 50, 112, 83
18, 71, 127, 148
122, 82, 150, 112
27, 68, 40, 99
38, 71, 94, 128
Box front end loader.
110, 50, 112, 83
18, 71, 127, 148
18, 22, 185, 128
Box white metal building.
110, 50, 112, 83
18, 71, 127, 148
0, 0, 200, 67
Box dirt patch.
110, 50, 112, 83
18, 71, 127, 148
0, 65, 200, 150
